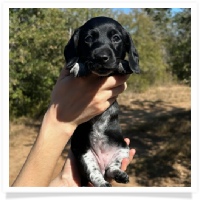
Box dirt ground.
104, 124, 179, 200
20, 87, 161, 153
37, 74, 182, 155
9, 84, 191, 187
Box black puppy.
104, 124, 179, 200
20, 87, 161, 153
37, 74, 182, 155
64, 16, 140, 187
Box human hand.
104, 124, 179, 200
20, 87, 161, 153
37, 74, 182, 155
49, 149, 81, 187
45, 65, 129, 137
121, 138, 136, 171
49, 138, 135, 187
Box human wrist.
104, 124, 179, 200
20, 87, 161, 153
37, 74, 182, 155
41, 107, 77, 138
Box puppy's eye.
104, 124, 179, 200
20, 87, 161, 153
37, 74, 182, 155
85, 35, 93, 43
112, 34, 121, 43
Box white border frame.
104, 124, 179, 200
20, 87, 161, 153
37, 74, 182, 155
1, 0, 198, 195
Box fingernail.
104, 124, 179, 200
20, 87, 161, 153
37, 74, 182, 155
124, 82, 127, 90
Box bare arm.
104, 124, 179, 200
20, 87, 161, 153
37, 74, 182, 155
12, 67, 129, 187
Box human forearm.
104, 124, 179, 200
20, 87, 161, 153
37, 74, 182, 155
12, 111, 74, 187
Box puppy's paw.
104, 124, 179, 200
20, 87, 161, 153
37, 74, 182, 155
70, 63, 82, 77
100, 182, 112, 187
118, 63, 126, 74
118, 61, 133, 74
114, 170, 129, 184
70, 63, 89, 77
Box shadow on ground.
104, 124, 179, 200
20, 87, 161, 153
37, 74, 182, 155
119, 100, 191, 187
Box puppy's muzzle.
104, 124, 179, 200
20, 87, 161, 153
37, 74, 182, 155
92, 47, 115, 65
87, 47, 117, 76
94, 52, 110, 64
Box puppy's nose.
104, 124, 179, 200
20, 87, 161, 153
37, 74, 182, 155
94, 54, 109, 63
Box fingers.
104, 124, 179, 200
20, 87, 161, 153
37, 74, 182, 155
124, 138, 136, 162
61, 150, 77, 179
60, 150, 81, 186
121, 138, 136, 171
129, 149, 136, 161
121, 149, 136, 171
111, 82, 127, 97
124, 138, 130, 146
101, 81, 126, 109
91, 81, 127, 114
98, 82, 127, 109
100, 75, 129, 90
57, 65, 70, 82
99, 75, 128, 104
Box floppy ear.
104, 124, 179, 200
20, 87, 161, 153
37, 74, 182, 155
64, 28, 80, 69
126, 32, 140, 73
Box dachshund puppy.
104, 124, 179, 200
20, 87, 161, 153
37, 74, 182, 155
64, 16, 139, 187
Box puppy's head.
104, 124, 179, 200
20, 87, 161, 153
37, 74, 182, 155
64, 16, 140, 76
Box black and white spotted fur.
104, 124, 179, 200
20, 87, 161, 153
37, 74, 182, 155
64, 16, 140, 187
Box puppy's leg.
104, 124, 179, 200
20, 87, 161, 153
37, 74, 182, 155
118, 61, 133, 74
82, 150, 112, 187
70, 63, 90, 77
106, 148, 129, 184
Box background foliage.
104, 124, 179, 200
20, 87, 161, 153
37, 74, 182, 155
9, 8, 191, 118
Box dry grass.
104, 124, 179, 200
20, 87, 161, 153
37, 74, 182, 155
9, 84, 191, 187
119, 84, 190, 109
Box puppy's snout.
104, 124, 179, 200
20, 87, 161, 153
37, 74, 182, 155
93, 48, 112, 64
94, 54, 109, 63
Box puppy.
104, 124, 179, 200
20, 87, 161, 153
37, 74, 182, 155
64, 16, 140, 187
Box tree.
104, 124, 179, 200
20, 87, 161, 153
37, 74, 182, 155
169, 9, 191, 84
145, 8, 191, 84
9, 8, 67, 117
117, 9, 170, 92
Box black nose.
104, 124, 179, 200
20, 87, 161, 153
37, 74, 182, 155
94, 53, 110, 63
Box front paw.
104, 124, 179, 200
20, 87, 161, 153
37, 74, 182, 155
118, 61, 133, 74
70, 63, 82, 77
70, 63, 89, 77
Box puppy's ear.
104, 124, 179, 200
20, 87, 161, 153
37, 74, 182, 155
125, 32, 140, 73
64, 28, 80, 69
